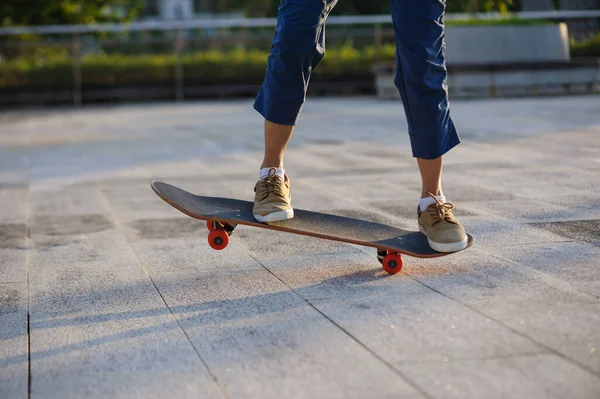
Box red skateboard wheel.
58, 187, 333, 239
382, 253, 403, 274
208, 229, 229, 250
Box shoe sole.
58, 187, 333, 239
254, 208, 294, 223
419, 225, 468, 253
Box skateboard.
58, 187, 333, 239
151, 181, 474, 275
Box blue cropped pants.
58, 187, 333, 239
253, 0, 460, 160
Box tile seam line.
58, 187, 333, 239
394, 350, 551, 366
480, 248, 600, 302
96, 185, 228, 399
348, 244, 600, 377
26, 181, 31, 399
248, 253, 434, 399
406, 273, 600, 379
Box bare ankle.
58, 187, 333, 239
260, 162, 283, 169
421, 189, 443, 198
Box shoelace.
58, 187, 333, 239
254, 168, 283, 200
426, 191, 457, 226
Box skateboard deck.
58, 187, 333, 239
151, 181, 474, 274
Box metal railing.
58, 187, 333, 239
1, 10, 599, 35
1, 10, 598, 106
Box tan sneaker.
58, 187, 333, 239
253, 167, 294, 223
418, 192, 468, 252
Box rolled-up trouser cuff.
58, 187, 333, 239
253, 87, 303, 126
408, 122, 461, 160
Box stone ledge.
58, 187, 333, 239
372, 59, 600, 99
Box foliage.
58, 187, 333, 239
570, 33, 600, 58
1, 0, 144, 26
194, 0, 521, 17
1, 31, 598, 90
446, 0, 521, 14
0, 43, 397, 89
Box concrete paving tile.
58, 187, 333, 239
442, 184, 517, 202
0, 283, 28, 399
255, 252, 425, 300
31, 372, 222, 399
403, 354, 600, 399
30, 221, 126, 258
31, 214, 113, 238
31, 187, 106, 216
126, 216, 205, 242
27, 233, 222, 398
0, 248, 27, 283
0, 174, 28, 190
237, 226, 359, 259
489, 302, 600, 374
310, 293, 541, 366
404, 250, 594, 306
546, 196, 600, 213
316, 173, 422, 203
0, 187, 28, 224
463, 199, 574, 223
151, 271, 423, 399
528, 219, 600, 248
0, 223, 26, 250
484, 241, 600, 298
132, 237, 264, 276
0, 188, 28, 287
100, 182, 182, 223
481, 176, 599, 206
458, 216, 569, 247
0, 149, 28, 172
342, 143, 415, 164
404, 251, 600, 372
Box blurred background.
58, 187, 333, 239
0, 0, 599, 108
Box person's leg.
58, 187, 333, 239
252, 0, 338, 223
261, 120, 293, 169
391, 0, 467, 252
417, 157, 443, 198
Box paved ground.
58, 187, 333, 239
1, 95, 599, 399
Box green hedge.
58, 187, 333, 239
571, 34, 600, 58
1, 34, 599, 90
0, 44, 397, 89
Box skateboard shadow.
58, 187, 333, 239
1, 268, 394, 367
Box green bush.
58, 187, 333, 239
571, 34, 600, 58
0, 43, 399, 89
0, 53, 72, 89
1, 33, 598, 90
82, 53, 176, 86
